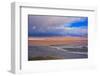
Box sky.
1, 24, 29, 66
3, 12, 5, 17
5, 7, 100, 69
28, 15, 88, 37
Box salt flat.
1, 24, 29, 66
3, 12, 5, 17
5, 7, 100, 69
28, 46, 88, 61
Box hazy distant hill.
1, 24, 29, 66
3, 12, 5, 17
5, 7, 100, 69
28, 37, 87, 46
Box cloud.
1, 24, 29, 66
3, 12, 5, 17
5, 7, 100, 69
63, 27, 87, 37
28, 15, 88, 37
28, 15, 86, 29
